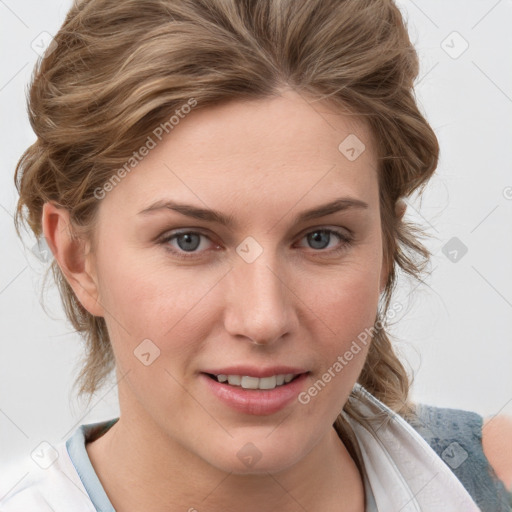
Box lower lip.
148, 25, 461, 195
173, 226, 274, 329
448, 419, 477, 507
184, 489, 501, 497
200, 373, 309, 416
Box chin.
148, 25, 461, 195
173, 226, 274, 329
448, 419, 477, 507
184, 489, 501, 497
200, 428, 314, 475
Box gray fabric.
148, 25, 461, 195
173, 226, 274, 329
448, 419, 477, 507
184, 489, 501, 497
363, 472, 378, 512
406, 403, 512, 512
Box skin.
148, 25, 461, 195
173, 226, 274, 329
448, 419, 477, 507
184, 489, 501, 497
482, 416, 512, 492
43, 87, 404, 512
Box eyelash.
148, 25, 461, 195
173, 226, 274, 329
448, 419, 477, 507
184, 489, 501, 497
157, 228, 354, 260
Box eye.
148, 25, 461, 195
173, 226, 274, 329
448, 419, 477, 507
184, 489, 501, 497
159, 230, 217, 259
158, 227, 353, 260
296, 228, 353, 255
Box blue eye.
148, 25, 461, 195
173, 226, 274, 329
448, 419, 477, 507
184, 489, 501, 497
158, 228, 353, 260
299, 229, 351, 251
171, 232, 202, 252
160, 231, 215, 258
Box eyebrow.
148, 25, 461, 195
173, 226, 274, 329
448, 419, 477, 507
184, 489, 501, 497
137, 197, 369, 228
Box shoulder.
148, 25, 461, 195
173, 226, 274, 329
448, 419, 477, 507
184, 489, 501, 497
405, 402, 512, 510
0, 441, 95, 512
482, 415, 512, 492
0, 460, 53, 512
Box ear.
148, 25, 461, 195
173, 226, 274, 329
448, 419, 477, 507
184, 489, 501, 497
395, 198, 407, 222
379, 198, 407, 293
41, 202, 104, 317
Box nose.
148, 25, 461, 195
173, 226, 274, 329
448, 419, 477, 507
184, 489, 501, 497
223, 249, 297, 346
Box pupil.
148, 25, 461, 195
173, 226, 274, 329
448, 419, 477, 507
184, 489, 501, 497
178, 233, 200, 251
309, 231, 329, 250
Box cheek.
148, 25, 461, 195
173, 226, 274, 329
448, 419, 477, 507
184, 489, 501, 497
295, 268, 380, 418
95, 226, 382, 364
307, 259, 381, 333
94, 247, 219, 363
300, 252, 382, 377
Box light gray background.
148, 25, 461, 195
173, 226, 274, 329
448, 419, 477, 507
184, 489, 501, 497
1, 0, 511, 479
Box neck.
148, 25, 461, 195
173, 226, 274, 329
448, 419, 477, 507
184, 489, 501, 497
86, 412, 365, 512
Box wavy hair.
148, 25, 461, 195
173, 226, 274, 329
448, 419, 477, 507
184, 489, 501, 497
14, 0, 439, 470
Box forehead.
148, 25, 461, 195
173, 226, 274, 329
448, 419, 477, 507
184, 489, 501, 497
101, 89, 379, 215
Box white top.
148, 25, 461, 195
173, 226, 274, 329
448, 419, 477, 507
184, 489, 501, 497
0, 384, 481, 511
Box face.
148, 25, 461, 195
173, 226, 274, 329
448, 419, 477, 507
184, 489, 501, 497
82, 88, 386, 474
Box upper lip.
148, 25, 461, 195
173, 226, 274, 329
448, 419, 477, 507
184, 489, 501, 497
201, 366, 309, 378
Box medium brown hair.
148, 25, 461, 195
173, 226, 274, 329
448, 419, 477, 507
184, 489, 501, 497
14, 0, 438, 464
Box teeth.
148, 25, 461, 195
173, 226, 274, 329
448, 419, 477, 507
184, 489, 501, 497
215, 373, 299, 390
227, 375, 242, 386
241, 376, 260, 389
258, 376, 277, 390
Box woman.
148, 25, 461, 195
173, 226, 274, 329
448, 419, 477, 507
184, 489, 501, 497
3, 0, 511, 510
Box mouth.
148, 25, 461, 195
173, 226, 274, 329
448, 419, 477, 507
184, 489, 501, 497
203, 372, 304, 390
201, 370, 309, 415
